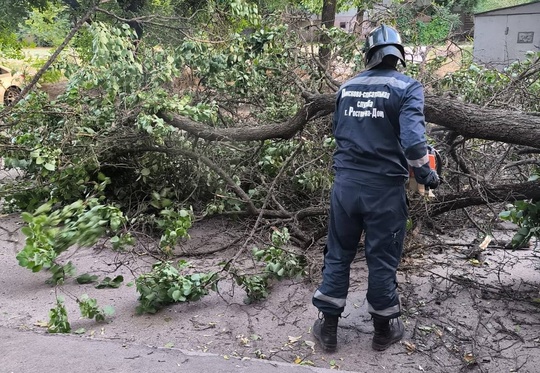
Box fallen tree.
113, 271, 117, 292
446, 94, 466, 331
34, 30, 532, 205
2, 4, 539, 253
158, 93, 540, 148
154, 92, 540, 223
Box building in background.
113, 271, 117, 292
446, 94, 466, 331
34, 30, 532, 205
473, 1, 540, 69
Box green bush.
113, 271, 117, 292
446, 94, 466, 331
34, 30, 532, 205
395, 4, 459, 45
17, 4, 71, 47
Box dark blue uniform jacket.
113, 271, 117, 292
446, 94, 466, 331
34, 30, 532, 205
333, 68, 428, 184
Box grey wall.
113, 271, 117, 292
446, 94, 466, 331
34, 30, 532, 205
473, 2, 540, 68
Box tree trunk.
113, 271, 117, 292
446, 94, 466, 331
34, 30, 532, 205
353, 8, 366, 39
319, 0, 337, 68
160, 94, 540, 149
424, 95, 540, 148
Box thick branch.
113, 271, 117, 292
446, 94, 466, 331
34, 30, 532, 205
159, 93, 540, 148
427, 180, 540, 216
424, 95, 540, 148
158, 93, 334, 142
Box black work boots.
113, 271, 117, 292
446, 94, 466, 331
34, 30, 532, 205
312, 313, 339, 352
371, 316, 404, 351
313, 313, 404, 352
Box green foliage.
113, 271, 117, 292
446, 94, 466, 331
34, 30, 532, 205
48, 297, 71, 333
229, 0, 261, 27
28, 57, 64, 83
177, 23, 297, 120
48, 294, 114, 333
233, 274, 270, 303
15, 191, 132, 284
17, 4, 71, 47
232, 228, 307, 304
293, 170, 333, 193
135, 261, 218, 314
47, 262, 76, 285
0, 30, 24, 59
76, 273, 125, 288
78, 294, 115, 322
434, 0, 480, 13
434, 51, 540, 110
0, 0, 49, 32
10, 1, 540, 322
135, 228, 307, 311
258, 140, 297, 176
436, 64, 509, 104
95, 275, 124, 289
155, 206, 192, 252
499, 193, 540, 249
395, 4, 459, 45
76, 273, 99, 284
252, 228, 307, 279
474, 0, 532, 13
205, 176, 248, 215
298, 0, 380, 14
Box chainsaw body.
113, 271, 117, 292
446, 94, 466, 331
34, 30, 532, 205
408, 147, 442, 197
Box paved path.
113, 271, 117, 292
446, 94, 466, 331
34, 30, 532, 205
1, 326, 342, 373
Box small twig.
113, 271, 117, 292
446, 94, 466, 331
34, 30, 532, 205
235, 140, 305, 261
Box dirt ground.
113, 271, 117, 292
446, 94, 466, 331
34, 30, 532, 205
1, 204, 540, 373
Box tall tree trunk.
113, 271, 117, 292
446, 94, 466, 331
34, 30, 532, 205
424, 95, 540, 148
319, 0, 337, 68
353, 7, 366, 39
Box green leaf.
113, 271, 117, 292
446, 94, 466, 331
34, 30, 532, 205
21, 226, 33, 237
498, 211, 511, 219
76, 273, 98, 284
34, 203, 52, 215
517, 227, 530, 236
21, 212, 33, 223
102, 305, 115, 316
44, 163, 55, 171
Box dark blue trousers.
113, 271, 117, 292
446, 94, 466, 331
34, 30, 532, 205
312, 174, 407, 319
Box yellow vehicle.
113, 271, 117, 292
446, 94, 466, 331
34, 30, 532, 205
0, 65, 24, 106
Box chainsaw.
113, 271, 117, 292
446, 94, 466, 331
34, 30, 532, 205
408, 146, 442, 197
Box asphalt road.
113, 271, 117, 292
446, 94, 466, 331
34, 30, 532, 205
1, 326, 343, 373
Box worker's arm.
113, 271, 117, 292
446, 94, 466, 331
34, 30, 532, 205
399, 82, 439, 189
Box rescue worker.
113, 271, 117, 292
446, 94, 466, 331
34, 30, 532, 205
312, 24, 440, 352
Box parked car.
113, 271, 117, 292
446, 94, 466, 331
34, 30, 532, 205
0, 65, 24, 106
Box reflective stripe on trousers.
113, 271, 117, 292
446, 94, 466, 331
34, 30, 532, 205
312, 175, 407, 318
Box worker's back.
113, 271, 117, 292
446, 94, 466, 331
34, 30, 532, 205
332, 67, 426, 184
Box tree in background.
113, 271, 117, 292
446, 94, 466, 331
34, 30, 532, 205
18, 4, 72, 47
474, 0, 534, 13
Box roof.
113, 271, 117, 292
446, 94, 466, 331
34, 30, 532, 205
475, 0, 540, 16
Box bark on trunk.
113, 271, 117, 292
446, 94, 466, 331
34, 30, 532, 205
158, 93, 335, 141
319, 0, 337, 68
160, 94, 540, 148
424, 95, 540, 148
427, 179, 540, 216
